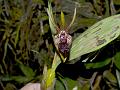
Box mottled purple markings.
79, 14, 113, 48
95, 36, 107, 46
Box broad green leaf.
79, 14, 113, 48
19, 64, 35, 78
113, 52, 120, 70
85, 58, 111, 69
70, 14, 120, 60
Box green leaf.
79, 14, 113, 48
70, 14, 120, 60
14, 24, 20, 48
2, 39, 9, 71
0, 75, 13, 81
0, 75, 32, 84
46, 69, 55, 88
85, 58, 111, 69
55, 80, 65, 90
51, 53, 61, 70
65, 78, 80, 90
4, 39, 9, 54
47, 2, 57, 34
12, 76, 31, 83
113, 52, 120, 70
44, 53, 61, 88
19, 64, 35, 78
55, 77, 81, 90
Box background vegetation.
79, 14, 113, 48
1, 0, 120, 90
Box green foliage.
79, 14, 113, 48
0, 0, 52, 89
19, 64, 35, 78
55, 77, 81, 90
85, 58, 111, 69
114, 52, 120, 69
47, 2, 57, 34
70, 14, 120, 60
47, 0, 120, 90
1, 0, 120, 90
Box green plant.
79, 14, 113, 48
44, 1, 120, 90
1, 0, 120, 90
